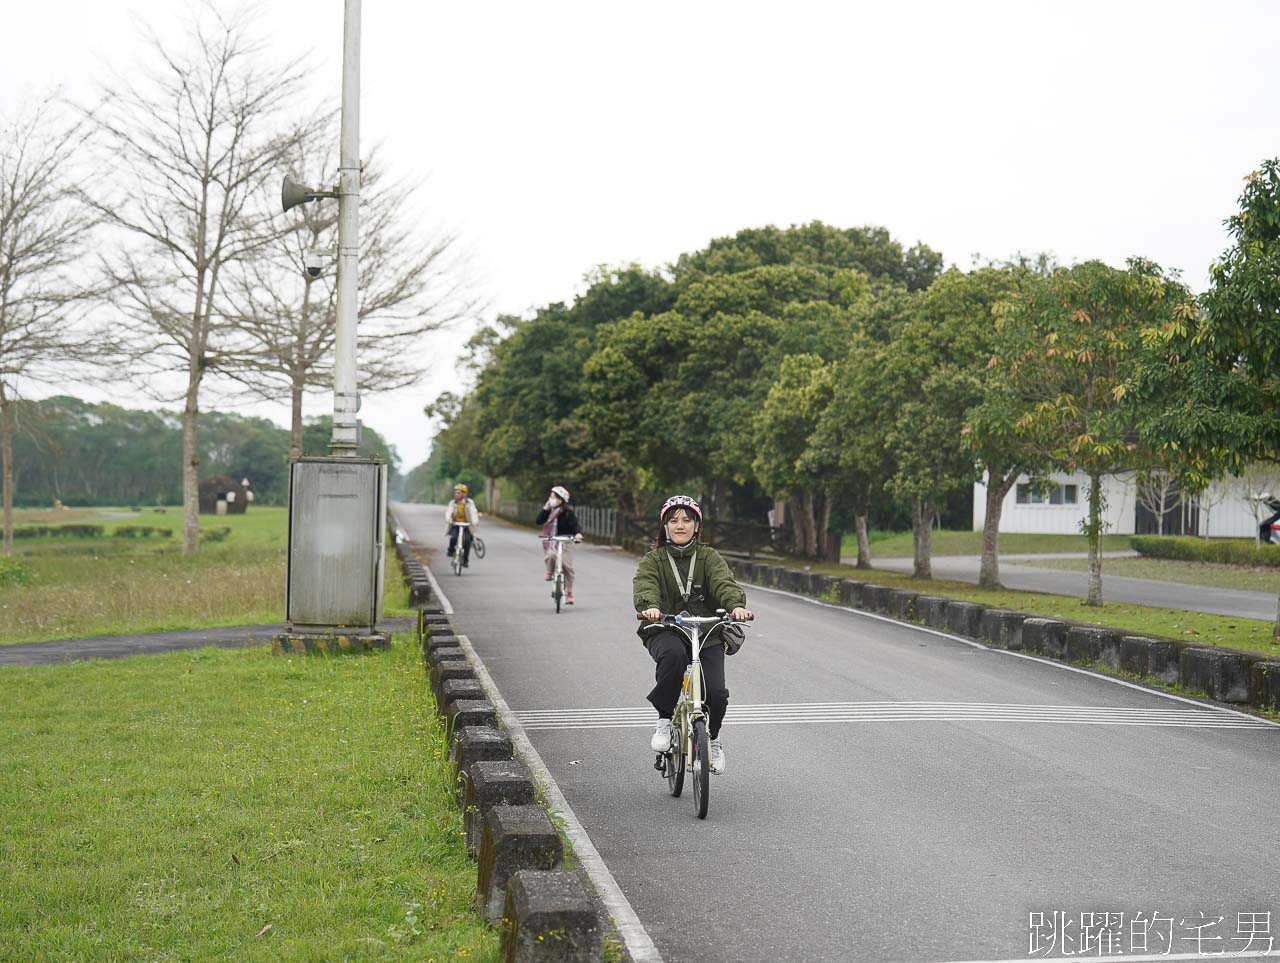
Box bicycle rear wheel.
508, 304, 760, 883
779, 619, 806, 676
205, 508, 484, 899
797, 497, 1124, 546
690, 718, 710, 819
473, 537, 486, 559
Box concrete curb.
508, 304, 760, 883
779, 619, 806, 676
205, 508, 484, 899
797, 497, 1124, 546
727, 558, 1280, 714
387, 507, 661, 963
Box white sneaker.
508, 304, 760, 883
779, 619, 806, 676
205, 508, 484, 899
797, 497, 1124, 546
709, 738, 725, 774
650, 719, 674, 752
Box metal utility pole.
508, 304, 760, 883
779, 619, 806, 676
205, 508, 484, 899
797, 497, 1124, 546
331, 0, 362, 454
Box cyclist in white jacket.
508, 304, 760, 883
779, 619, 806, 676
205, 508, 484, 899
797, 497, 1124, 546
444, 484, 480, 567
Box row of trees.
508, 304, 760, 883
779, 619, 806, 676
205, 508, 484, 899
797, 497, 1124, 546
0, 6, 474, 554
10, 396, 399, 509
429, 180, 1280, 618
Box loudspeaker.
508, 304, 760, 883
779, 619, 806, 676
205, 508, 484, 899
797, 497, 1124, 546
282, 176, 317, 213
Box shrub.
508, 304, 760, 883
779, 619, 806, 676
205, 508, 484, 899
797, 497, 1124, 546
200, 526, 232, 543
112, 525, 172, 539
13, 524, 105, 539
1130, 535, 1280, 567
0, 557, 30, 587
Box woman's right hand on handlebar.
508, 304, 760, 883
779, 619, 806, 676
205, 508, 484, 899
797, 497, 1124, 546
638, 608, 662, 622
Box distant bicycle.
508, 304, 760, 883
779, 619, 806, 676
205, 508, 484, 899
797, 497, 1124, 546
449, 522, 472, 576
544, 535, 575, 613
645, 610, 752, 819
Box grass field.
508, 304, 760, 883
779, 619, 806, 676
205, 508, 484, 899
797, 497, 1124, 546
1032, 555, 1280, 593
0, 638, 499, 961
843, 529, 1135, 558
1, 507, 409, 645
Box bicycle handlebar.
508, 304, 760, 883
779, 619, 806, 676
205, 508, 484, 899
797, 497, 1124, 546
542, 535, 577, 542
635, 611, 754, 626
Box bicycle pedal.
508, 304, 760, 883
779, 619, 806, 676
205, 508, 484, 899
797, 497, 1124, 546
653, 753, 666, 772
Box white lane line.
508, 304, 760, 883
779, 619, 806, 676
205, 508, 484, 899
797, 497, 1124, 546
935, 953, 1279, 962
514, 701, 1274, 731
743, 581, 1280, 729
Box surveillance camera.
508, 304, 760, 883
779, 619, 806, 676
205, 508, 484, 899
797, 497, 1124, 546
304, 249, 326, 279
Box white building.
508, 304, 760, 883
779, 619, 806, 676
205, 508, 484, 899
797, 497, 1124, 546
973, 469, 1276, 539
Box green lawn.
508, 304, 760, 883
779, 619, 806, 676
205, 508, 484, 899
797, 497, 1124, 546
0, 639, 499, 961
844, 529, 1135, 558
1, 507, 409, 645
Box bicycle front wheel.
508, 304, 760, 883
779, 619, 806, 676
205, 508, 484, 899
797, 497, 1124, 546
690, 718, 710, 819
553, 574, 563, 613
667, 714, 685, 797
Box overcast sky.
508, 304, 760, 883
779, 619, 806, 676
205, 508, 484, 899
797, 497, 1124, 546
5, 1, 1278, 470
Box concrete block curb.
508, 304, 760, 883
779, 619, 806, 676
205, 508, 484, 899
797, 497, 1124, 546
839, 580, 864, 608
453, 727, 515, 801
464, 759, 539, 857
1066, 626, 1122, 668
978, 609, 1030, 650
1021, 618, 1068, 659
945, 600, 984, 638
884, 589, 919, 621
500, 870, 602, 963
861, 584, 890, 614
431, 660, 476, 708
1180, 647, 1251, 703
477, 806, 564, 922
447, 698, 498, 732
440, 677, 487, 713
1249, 660, 1280, 710
913, 595, 950, 630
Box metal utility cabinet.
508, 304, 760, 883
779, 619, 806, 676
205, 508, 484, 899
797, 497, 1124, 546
285, 457, 387, 631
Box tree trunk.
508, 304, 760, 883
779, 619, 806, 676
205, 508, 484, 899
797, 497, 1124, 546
182, 376, 201, 555
914, 498, 935, 579
771, 498, 787, 529
817, 493, 831, 561
801, 490, 818, 557
787, 496, 805, 555
1, 385, 13, 557
978, 467, 1019, 589
854, 514, 871, 568
1086, 471, 1103, 606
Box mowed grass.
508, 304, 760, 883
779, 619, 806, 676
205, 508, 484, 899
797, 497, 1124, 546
2, 507, 409, 645
0, 639, 499, 962
845, 529, 1135, 558
1032, 555, 1280, 593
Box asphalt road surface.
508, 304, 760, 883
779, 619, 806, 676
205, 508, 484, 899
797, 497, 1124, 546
396, 505, 1280, 963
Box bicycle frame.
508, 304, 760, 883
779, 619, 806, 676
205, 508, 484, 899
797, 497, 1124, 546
543, 535, 575, 612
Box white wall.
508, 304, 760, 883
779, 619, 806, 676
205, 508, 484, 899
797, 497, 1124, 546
974, 468, 1280, 539
973, 471, 1135, 536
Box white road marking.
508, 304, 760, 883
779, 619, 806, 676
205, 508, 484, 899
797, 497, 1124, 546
936, 954, 1278, 962
515, 701, 1275, 731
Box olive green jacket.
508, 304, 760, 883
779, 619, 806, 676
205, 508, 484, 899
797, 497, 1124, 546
632, 544, 746, 643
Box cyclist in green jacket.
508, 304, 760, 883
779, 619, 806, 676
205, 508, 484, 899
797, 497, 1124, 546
634, 495, 753, 775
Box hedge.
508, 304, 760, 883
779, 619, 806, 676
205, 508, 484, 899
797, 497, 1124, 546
1130, 535, 1280, 568
13, 524, 106, 539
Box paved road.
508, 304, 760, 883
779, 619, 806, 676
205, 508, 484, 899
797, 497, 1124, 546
397, 505, 1280, 963
862, 553, 1279, 622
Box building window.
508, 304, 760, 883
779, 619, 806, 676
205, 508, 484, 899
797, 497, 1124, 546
1017, 483, 1078, 505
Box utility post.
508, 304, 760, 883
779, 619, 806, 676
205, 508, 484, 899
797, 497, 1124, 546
274, 0, 388, 655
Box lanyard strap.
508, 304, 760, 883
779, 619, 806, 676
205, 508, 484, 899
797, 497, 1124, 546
665, 549, 697, 602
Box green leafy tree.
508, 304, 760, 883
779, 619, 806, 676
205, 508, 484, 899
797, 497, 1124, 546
752, 354, 836, 556
989, 259, 1194, 605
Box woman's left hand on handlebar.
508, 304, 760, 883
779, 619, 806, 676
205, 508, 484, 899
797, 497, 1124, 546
574, 534, 583, 542
730, 607, 754, 621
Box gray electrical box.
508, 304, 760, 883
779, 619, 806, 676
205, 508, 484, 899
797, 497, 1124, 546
286, 456, 387, 631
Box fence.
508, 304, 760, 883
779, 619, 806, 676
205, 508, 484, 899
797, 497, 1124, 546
491, 500, 838, 560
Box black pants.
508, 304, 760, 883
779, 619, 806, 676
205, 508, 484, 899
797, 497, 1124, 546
646, 630, 729, 739
447, 524, 473, 564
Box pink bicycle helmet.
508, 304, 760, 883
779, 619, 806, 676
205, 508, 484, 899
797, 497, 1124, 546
659, 494, 702, 523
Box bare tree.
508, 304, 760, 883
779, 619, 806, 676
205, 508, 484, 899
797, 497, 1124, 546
82, 7, 312, 553
0, 96, 101, 554
1135, 468, 1179, 536
220, 141, 478, 461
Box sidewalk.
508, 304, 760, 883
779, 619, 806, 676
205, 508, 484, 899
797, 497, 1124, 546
848, 553, 1277, 621
0, 616, 416, 666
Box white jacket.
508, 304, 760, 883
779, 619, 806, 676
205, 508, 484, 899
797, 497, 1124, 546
444, 497, 480, 531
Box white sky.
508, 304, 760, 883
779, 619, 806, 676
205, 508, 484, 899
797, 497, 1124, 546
5, 0, 1279, 470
